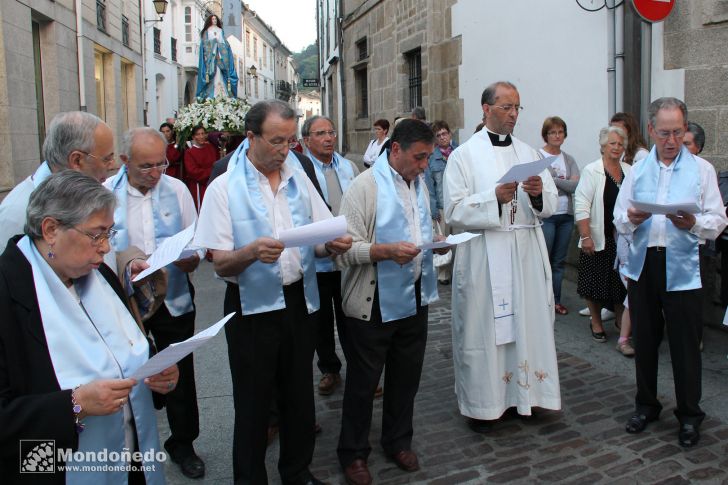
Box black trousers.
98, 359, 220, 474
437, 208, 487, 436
224, 281, 317, 485
315, 271, 346, 374
145, 304, 199, 448
628, 248, 705, 426
337, 282, 428, 468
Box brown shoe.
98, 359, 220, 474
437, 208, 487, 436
374, 385, 383, 398
343, 459, 372, 485
389, 449, 420, 472
318, 373, 341, 395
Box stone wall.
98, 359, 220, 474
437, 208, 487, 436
340, 0, 461, 160
664, 0, 728, 171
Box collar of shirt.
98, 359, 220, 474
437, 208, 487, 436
247, 154, 295, 190
308, 150, 338, 171
126, 181, 153, 199
486, 129, 513, 147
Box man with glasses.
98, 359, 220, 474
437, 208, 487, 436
444, 81, 561, 433
193, 100, 351, 485
0, 111, 115, 252
105, 127, 206, 477
614, 97, 727, 448
302, 115, 360, 397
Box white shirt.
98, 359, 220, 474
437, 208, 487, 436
390, 166, 424, 280
539, 149, 568, 214
362, 138, 389, 166
116, 177, 199, 256
193, 159, 333, 284
614, 154, 727, 245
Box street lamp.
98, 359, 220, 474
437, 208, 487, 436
245, 65, 258, 96
145, 0, 169, 23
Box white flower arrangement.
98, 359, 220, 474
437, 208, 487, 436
174, 96, 251, 146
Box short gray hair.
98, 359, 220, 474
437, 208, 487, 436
301, 115, 335, 137
481, 81, 518, 106
599, 125, 628, 149
119, 127, 166, 159
411, 106, 426, 120
25, 171, 116, 240
42, 112, 105, 171
648, 97, 687, 127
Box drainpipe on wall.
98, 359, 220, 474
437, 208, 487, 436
639, 21, 652, 137
607, 0, 616, 118
138, 0, 148, 126
337, 0, 347, 153
74, 0, 86, 111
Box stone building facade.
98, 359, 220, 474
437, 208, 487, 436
664, 0, 728, 171
321, 0, 460, 159
0, 0, 143, 197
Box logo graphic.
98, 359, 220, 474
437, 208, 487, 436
20, 440, 55, 473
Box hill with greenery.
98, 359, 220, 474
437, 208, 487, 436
293, 43, 319, 81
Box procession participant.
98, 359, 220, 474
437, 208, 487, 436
302, 115, 359, 396
184, 125, 219, 211
444, 81, 561, 432
614, 97, 727, 448
160, 122, 183, 179
0, 111, 114, 252
193, 99, 351, 485
336, 119, 446, 485
0, 171, 177, 484
105, 127, 205, 478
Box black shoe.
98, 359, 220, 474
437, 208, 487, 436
467, 417, 495, 433
590, 320, 607, 343
164, 442, 205, 479
678, 424, 700, 448
625, 413, 656, 434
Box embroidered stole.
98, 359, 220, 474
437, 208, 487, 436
17, 236, 164, 485
305, 150, 356, 272
625, 146, 702, 290
227, 148, 320, 315
108, 167, 194, 316
371, 152, 438, 323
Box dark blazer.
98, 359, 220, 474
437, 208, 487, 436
0, 235, 130, 483
208, 150, 327, 203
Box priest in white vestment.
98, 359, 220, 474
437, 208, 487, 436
444, 81, 561, 429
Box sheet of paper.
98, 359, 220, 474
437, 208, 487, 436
418, 232, 481, 250
629, 199, 701, 215
177, 247, 203, 261
496, 156, 557, 184
131, 313, 236, 381
133, 224, 196, 282
723, 307, 728, 326
278, 215, 348, 248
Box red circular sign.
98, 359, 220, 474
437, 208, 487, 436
632, 0, 676, 22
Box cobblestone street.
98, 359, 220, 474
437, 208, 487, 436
162, 262, 728, 484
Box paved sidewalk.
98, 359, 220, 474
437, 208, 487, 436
161, 262, 728, 484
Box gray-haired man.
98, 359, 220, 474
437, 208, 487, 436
0, 111, 114, 252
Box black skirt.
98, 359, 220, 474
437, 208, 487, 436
577, 236, 626, 305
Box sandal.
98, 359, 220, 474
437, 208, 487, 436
555, 304, 568, 315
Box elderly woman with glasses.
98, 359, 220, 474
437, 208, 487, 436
0, 171, 178, 484
575, 126, 631, 345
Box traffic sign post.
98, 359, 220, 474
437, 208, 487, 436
302, 79, 320, 88
631, 0, 675, 22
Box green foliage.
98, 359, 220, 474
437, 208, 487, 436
293, 43, 319, 81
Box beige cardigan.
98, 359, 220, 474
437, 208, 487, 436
335, 169, 432, 321
574, 158, 632, 252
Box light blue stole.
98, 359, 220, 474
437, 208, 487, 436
227, 146, 320, 315
371, 152, 438, 322
108, 167, 194, 316
303, 150, 356, 272
32, 161, 52, 187
17, 236, 164, 485
625, 145, 702, 291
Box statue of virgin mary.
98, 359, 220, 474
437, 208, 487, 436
195, 14, 238, 99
